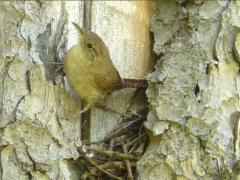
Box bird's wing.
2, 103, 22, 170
93, 68, 122, 93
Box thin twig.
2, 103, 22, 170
80, 149, 122, 180
126, 132, 147, 147
134, 143, 145, 156
99, 161, 136, 169
128, 143, 139, 154
81, 172, 95, 180
84, 146, 139, 160
95, 104, 130, 118
87, 161, 136, 176
122, 144, 133, 180
99, 117, 145, 143
109, 139, 114, 151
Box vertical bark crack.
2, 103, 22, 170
83, 0, 92, 31
0, 67, 7, 115
0, 55, 17, 115
39, 2, 67, 83
21, 139, 36, 172
10, 95, 26, 124
10, 70, 31, 125
80, 0, 93, 141
213, 0, 231, 62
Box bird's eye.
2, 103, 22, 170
87, 43, 93, 48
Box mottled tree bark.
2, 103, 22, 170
1, 0, 239, 180
138, 0, 240, 179
0, 2, 82, 179
0, 1, 152, 179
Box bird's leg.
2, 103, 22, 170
96, 90, 142, 118
95, 104, 131, 118
79, 102, 92, 114
69, 102, 92, 119
94, 89, 144, 118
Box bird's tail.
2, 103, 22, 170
121, 78, 148, 88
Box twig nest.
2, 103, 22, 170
233, 33, 240, 63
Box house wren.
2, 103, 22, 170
64, 23, 147, 114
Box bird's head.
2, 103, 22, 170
72, 22, 111, 62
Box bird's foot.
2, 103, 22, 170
95, 104, 133, 118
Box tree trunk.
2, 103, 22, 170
0, 1, 82, 179
138, 0, 240, 179
0, 1, 153, 179
1, 0, 240, 180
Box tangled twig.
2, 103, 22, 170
78, 108, 148, 179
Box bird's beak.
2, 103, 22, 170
72, 22, 85, 40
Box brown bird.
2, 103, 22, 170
64, 23, 147, 114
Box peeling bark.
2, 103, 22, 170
0, 1, 151, 179
0, 2, 81, 179
138, 0, 240, 179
